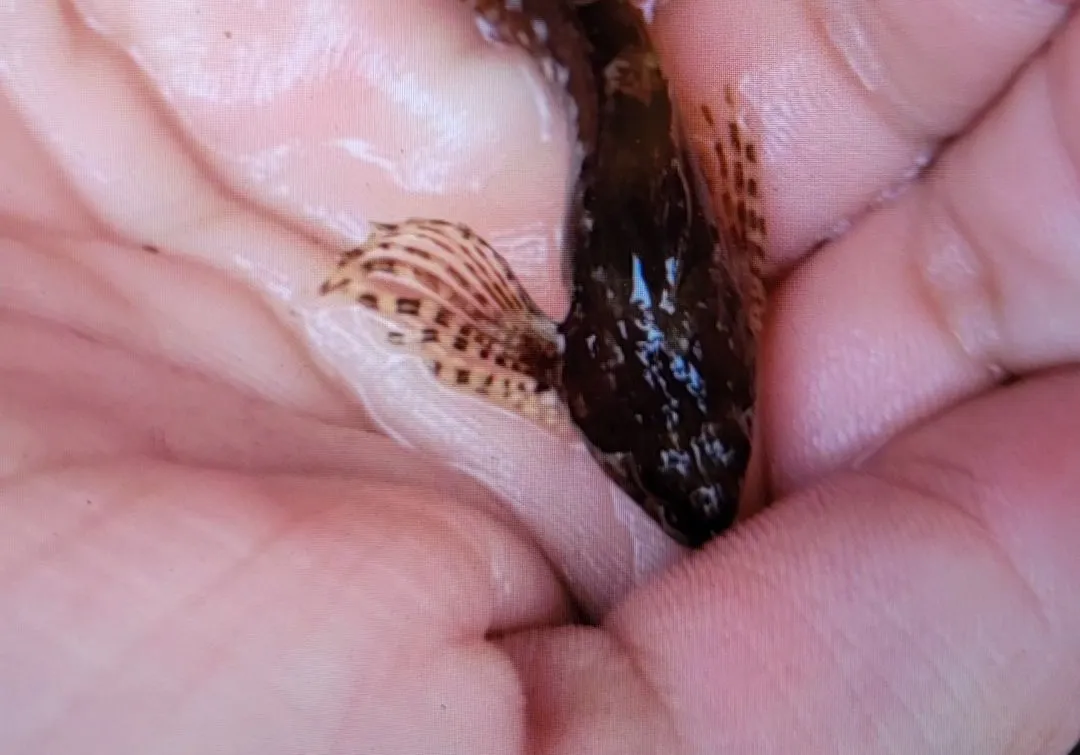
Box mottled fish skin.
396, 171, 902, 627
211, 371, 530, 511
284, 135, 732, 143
320, 0, 766, 547
463, 0, 597, 146
559, 1, 762, 546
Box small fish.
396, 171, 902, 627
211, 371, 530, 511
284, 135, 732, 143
321, 0, 767, 547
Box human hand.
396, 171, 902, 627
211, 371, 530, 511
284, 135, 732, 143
1, 0, 1077, 753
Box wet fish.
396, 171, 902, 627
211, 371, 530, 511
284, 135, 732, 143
320, 0, 766, 547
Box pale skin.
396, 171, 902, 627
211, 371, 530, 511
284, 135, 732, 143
1, 0, 1079, 752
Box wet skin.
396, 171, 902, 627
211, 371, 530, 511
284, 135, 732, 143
323, 0, 766, 546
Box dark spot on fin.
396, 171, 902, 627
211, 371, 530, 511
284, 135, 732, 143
358, 293, 378, 309
396, 298, 421, 316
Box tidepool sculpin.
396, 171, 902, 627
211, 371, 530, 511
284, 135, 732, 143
320, 0, 767, 547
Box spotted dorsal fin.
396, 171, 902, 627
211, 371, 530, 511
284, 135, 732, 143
320, 218, 564, 424
699, 85, 768, 340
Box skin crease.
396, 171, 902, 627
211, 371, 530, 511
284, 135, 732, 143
0, 0, 1079, 753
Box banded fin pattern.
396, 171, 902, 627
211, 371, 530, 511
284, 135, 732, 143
320, 218, 565, 424
700, 85, 769, 341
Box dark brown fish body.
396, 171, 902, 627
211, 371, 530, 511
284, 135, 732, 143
555, 2, 759, 546
322, 1, 764, 547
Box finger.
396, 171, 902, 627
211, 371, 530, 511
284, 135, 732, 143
653, 0, 1075, 262
0, 0, 377, 420
591, 367, 1080, 754
0, 0, 574, 343
765, 11, 1080, 492
0, 461, 565, 753
38, 0, 573, 311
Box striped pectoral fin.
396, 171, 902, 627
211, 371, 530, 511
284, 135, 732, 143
699, 86, 769, 339
320, 218, 565, 425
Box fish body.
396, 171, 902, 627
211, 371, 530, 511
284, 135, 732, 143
321, 0, 765, 547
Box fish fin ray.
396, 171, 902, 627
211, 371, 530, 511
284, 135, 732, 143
320, 218, 563, 424
698, 86, 769, 339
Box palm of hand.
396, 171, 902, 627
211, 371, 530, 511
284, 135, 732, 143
1, 1, 1078, 753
